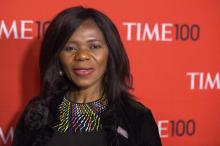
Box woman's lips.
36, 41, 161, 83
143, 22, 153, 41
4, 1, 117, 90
72, 68, 94, 77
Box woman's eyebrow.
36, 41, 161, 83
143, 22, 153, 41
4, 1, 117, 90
87, 39, 100, 43
66, 40, 77, 44
86, 37, 100, 41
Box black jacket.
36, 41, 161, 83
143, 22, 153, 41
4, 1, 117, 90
12, 95, 162, 146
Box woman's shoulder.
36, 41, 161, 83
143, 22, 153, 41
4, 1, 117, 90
20, 96, 49, 131
122, 96, 151, 115
12, 96, 54, 146
23, 96, 48, 116
121, 97, 162, 145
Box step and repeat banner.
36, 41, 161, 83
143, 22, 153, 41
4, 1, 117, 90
0, 0, 219, 146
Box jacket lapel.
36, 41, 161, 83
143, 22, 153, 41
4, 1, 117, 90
101, 102, 130, 146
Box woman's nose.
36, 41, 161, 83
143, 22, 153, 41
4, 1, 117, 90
74, 49, 91, 61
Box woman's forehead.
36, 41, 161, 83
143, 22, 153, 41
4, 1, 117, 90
68, 19, 105, 43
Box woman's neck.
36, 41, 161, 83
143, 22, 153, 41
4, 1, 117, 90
67, 85, 104, 103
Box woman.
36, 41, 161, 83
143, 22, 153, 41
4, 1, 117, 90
12, 6, 162, 146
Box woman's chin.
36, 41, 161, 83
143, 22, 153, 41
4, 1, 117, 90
71, 81, 94, 89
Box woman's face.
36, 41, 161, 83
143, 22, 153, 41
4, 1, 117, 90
59, 19, 109, 90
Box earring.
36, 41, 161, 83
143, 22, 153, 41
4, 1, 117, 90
59, 70, 64, 76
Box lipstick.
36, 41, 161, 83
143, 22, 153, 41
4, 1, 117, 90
73, 68, 94, 77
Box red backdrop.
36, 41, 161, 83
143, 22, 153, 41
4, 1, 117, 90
0, 0, 220, 146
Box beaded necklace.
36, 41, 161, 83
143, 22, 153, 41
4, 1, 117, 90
54, 95, 108, 133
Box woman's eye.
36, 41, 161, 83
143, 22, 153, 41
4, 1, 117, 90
90, 44, 101, 49
65, 46, 77, 52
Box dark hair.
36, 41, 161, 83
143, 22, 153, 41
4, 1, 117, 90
39, 6, 133, 105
